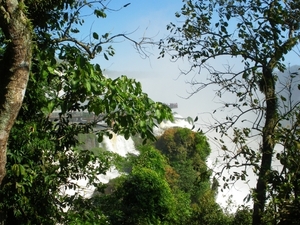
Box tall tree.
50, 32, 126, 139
0, 0, 32, 185
160, 0, 300, 224
266, 69, 300, 224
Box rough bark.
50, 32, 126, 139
0, 0, 32, 185
252, 66, 278, 225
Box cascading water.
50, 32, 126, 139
95, 132, 139, 184
61, 133, 139, 199
100, 132, 139, 157
154, 114, 193, 136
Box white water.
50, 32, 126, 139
62, 133, 138, 199
100, 132, 139, 157
154, 115, 193, 136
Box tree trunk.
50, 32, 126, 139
252, 66, 277, 225
0, 0, 32, 185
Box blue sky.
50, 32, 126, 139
79, 1, 203, 116
80, 0, 300, 120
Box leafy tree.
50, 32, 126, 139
0, 0, 173, 224
266, 74, 300, 224
0, 0, 32, 185
93, 145, 175, 225
190, 191, 233, 225
156, 127, 211, 202
160, 0, 300, 224
233, 206, 252, 225
156, 127, 232, 224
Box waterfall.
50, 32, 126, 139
100, 132, 139, 157
61, 132, 139, 199
154, 114, 193, 136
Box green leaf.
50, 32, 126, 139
12, 164, 20, 176
96, 46, 102, 53
70, 28, 80, 33
220, 25, 227, 33
19, 164, 26, 176
102, 33, 109, 39
94, 9, 106, 18
85, 81, 91, 92
155, 109, 161, 119
92, 32, 99, 40
63, 13, 68, 21
280, 95, 287, 102
47, 66, 54, 74
104, 53, 109, 60
98, 134, 103, 143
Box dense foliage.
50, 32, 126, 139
155, 127, 231, 225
